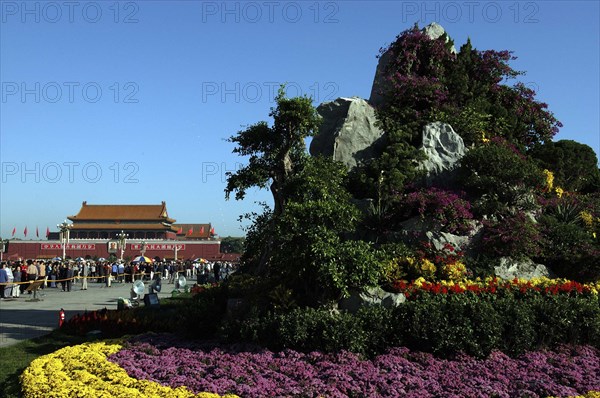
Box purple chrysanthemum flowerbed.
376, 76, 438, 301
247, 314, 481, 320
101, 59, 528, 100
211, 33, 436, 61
108, 334, 600, 398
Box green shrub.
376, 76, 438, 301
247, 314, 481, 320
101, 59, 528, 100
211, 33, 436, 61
495, 294, 537, 355
179, 285, 228, 339
356, 306, 403, 357
530, 140, 600, 193
398, 293, 502, 358
278, 308, 369, 353
539, 214, 600, 281
221, 291, 600, 359
481, 211, 543, 260
458, 138, 545, 215
533, 294, 600, 347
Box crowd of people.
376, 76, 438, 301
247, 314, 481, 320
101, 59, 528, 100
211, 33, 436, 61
0, 258, 238, 300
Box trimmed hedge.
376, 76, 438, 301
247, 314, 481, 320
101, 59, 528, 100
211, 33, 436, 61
220, 292, 600, 358
61, 285, 600, 359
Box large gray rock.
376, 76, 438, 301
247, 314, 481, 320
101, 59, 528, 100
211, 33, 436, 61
369, 22, 456, 107
425, 231, 471, 252
338, 286, 406, 313
494, 257, 554, 280
418, 122, 466, 185
310, 97, 384, 169
423, 22, 456, 50
397, 220, 483, 259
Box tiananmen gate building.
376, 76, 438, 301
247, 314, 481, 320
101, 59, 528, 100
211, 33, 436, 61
3, 202, 226, 261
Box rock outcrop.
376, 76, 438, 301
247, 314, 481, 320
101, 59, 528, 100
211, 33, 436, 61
494, 257, 554, 280
369, 22, 457, 107
338, 286, 406, 313
310, 97, 384, 169
418, 122, 466, 186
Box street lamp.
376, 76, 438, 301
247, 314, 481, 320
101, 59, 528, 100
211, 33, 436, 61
140, 240, 147, 256
173, 244, 179, 261
57, 220, 71, 261
116, 230, 129, 262
0, 237, 8, 262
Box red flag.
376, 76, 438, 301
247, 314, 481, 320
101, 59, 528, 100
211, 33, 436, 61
210, 227, 215, 235
24, 226, 28, 237
187, 227, 193, 235
200, 226, 205, 234
12, 227, 16, 236
46, 227, 50, 238
177, 226, 183, 234
36, 226, 39, 238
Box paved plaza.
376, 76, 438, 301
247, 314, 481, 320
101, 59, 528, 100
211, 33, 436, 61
0, 279, 174, 347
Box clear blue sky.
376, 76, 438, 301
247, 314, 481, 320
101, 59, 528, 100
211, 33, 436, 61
1, 1, 599, 238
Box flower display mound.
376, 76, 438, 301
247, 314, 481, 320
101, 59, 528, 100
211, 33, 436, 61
20, 340, 238, 398
390, 276, 600, 298
108, 334, 600, 398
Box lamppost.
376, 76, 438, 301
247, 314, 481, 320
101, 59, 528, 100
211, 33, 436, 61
57, 220, 71, 261
140, 240, 147, 256
116, 230, 129, 262
173, 244, 179, 261
0, 237, 8, 262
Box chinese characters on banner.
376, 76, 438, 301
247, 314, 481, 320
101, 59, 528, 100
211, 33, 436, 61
41, 243, 96, 250
130, 244, 185, 250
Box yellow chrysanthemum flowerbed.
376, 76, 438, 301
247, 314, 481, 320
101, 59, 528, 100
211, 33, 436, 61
20, 341, 239, 398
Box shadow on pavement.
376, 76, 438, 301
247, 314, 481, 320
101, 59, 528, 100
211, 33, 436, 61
0, 309, 85, 347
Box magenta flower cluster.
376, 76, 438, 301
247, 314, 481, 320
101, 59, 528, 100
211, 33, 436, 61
403, 187, 473, 235
109, 334, 599, 398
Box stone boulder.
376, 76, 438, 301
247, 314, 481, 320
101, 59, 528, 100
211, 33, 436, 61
338, 286, 406, 313
310, 97, 384, 169
425, 230, 471, 253
494, 257, 554, 280
369, 22, 456, 106
418, 122, 466, 186
397, 220, 483, 259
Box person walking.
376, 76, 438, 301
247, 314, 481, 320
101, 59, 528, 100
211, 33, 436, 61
0, 263, 9, 299
36, 261, 46, 289
81, 262, 89, 290
12, 265, 21, 298
20, 264, 28, 295
4, 264, 14, 298
59, 264, 68, 291
49, 264, 58, 288
26, 260, 38, 294
105, 264, 113, 287
117, 262, 125, 283
213, 261, 221, 283
65, 264, 74, 292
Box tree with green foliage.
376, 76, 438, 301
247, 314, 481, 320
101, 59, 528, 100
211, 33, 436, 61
270, 156, 381, 305
457, 137, 545, 216
530, 140, 600, 193
225, 87, 321, 274
226, 89, 383, 305
220, 236, 245, 254
225, 87, 322, 217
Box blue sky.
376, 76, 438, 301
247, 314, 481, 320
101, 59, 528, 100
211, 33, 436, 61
1, 1, 599, 238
